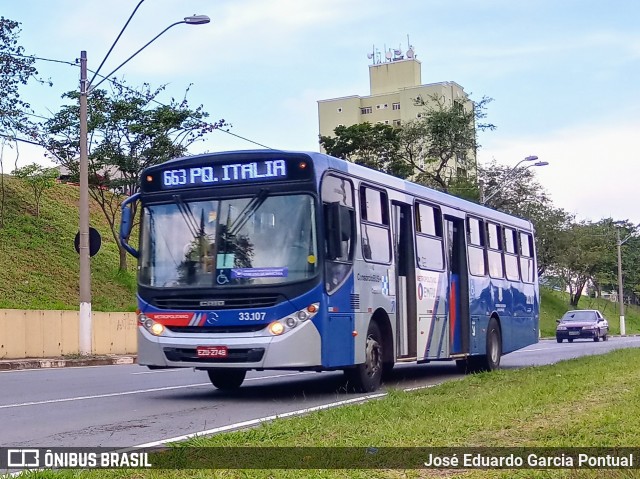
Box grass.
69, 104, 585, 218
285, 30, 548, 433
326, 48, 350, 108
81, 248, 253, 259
14, 348, 640, 478
0, 175, 137, 311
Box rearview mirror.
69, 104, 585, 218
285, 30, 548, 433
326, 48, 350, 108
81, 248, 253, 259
556, 319, 561, 323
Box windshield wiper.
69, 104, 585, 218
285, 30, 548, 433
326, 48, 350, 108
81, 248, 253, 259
228, 189, 269, 236
173, 194, 203, 239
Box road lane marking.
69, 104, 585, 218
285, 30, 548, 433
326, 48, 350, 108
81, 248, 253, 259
135, 381, 444, 448
0, 372, 315, 409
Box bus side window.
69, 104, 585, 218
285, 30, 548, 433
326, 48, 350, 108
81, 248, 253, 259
415, 202, 444, 270
359, 185, 391, 264
486, 222, 504, 279
467, 217, 487, 276
503, 227, 520, 281
519, 232, 535, 283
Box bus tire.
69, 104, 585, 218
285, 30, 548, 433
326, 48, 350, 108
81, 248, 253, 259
469, 317, 502, 373
345, 321, 383, 392
207, 369, 246, 390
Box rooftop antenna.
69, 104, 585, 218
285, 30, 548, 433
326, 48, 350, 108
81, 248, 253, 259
406, 34, 415, 59
367, 44, 375, 64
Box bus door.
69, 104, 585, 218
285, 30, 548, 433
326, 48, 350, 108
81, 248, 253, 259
391, 202, 417, 358
444, 216, 470, 356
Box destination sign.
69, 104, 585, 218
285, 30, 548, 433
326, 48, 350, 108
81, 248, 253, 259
161, 159, 287, 190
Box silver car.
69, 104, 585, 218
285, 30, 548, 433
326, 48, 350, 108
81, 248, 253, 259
556, 309, 609, 343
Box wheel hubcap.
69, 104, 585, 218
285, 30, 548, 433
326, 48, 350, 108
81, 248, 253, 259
365, 335, 381, 377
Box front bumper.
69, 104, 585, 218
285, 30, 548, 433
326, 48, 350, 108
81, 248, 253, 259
137, 319, 322, 369
556, 329, 599, 340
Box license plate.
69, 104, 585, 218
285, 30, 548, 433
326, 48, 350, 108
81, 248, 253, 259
569, 331, 579, 336
196, 346, 228, 358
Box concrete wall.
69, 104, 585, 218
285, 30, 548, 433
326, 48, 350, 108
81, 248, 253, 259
0, 309, 137, 359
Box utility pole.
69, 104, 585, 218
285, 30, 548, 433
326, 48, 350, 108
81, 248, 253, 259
79, 50, 92, 354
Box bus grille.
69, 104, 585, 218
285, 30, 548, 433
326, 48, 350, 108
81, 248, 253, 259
163, 347, 265, 363
151, 294, 284, 310
165, 325, 266, 334
350, 294, 360, 310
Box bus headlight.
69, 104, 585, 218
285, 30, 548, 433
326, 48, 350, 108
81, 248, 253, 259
267, 303, 320, 336
268, 322, 285, 336
285, 317, 298, 328
151, 323, 165, 335
139, 313, 165, 336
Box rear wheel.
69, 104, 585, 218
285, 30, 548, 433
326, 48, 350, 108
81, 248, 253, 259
207, 369, 246, 390
603, 334, 609, 341
461, 318, 502, 374
594, 333, 600, 342
556, 337, 563, 343
472, 317, 502, 373
568, 338, 574, 343
345, 321, 383, 392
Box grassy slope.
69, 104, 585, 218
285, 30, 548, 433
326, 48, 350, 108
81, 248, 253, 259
0, 175, 137, 311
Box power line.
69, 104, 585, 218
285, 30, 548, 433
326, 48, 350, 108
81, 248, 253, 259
3, 51, 275, 150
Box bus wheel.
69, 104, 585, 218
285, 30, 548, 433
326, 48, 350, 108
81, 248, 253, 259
207, 369, 246, 390
345, 321, 383, 392
470, 318, 502, 373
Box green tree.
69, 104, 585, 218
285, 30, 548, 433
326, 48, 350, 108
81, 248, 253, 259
406, 95, 494, 191
319, 95, 494, 193
39, 82, 226, 270
319, 123, 412, 178
12, 163, 59, 218
0, 17, 49, 227
557, 220, 612, 307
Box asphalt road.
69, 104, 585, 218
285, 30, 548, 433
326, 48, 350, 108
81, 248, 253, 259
1, 336, 639, 448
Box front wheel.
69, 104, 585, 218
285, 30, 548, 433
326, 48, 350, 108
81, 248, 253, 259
207, 369, 246, 390
345, 321, 383, 392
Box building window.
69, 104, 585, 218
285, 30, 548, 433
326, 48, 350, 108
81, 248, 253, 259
392, 102, 400, 110
393, 119, 401, 127
361, 106, 372, 114
337, 107, 342, 113
416, 113, 422, 118
376, 103, 388, 110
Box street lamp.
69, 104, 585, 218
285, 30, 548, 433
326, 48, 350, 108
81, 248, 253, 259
78, 12, 210, 355
616, 228, 633, 337
481, 155, 547, 205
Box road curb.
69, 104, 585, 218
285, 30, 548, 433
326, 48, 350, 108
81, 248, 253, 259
0, 355, 137, 371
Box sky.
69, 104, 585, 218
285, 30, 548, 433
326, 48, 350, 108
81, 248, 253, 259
2, 0, 639, 224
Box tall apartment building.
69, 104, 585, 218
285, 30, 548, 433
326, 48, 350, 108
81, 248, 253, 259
317, 46, 474, 177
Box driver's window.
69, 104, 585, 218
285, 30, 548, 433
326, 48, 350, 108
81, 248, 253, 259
321, 174, 355, 293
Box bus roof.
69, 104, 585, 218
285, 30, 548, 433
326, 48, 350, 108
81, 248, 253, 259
144, 149, 534, 232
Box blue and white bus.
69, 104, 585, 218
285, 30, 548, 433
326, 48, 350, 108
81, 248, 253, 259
120, 150, 539, 392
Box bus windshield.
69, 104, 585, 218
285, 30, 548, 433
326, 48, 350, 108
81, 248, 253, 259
139, 194, 318, 288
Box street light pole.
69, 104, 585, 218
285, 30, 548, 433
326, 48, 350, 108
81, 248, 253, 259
77, 13, 210, 355
616, 228, 633, 337
481, 155, 547, 205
